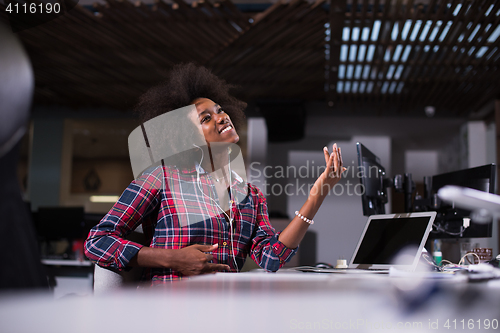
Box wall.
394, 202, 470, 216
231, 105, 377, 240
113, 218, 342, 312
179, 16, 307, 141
405, 151, 439, 182
28, 117, 64, 210
486, 123, 496, 166
59, 118, 138, 213
247, 118, 268, 189
27, 107, 138, 212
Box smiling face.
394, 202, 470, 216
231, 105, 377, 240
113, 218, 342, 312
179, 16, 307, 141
194, 98, 239, 144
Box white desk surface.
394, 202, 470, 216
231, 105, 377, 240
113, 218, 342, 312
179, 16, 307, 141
1, 270, 499, 333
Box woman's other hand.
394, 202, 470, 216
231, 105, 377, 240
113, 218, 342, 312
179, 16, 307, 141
171, 243, 230, 276
132, 243, 230, 276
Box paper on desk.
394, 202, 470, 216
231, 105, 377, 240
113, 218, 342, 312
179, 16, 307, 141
289, 266, 388, 274
388, 267, 460, 279
467, 263, 500, 281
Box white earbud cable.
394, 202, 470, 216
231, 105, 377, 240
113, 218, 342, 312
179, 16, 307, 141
193, 144, 239, 271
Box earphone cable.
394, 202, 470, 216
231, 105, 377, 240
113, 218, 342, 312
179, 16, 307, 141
193, 144, 239, 271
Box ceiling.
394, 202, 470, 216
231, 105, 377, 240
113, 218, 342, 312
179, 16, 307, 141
1, 0, 499, 117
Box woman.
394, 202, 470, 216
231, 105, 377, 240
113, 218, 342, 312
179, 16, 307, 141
84, 63, 346, 285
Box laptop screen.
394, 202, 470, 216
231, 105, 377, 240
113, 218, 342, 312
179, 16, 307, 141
350, 212, 436, 270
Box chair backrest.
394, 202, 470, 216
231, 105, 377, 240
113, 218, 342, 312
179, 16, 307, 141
93, 225, 147, 294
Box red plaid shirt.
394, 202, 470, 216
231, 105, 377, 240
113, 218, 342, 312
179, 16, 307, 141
84, 164, 296, 285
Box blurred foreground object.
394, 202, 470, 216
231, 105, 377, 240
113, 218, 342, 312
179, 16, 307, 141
0, 22, 48, 290
438, 185, 500, 224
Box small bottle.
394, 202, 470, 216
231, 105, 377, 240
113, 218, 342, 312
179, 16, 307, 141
335, 259, 348, 269
433, 239, 442, 266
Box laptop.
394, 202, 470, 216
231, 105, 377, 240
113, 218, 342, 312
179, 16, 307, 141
293, 211, 436, 274
348, 211, 437, 272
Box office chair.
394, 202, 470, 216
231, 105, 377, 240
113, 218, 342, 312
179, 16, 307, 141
93, 224, 147, 294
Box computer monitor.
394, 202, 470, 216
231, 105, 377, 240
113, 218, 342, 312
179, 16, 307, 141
429, 164, 496, 239
356, 142, 391, 216
35, 207, 85, 241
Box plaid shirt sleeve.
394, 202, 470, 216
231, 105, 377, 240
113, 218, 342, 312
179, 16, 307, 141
248, 184, 298, 272
84, 167, 163, 270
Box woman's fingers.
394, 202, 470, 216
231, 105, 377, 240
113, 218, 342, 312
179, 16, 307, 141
325, 150, 334, 175
337, 145, 347, 176
339, 147, 343, 169
323, 146, 330, 164
322, 143, 346, 179
325, 146, 333, 169
332, 143, 339, 175
325, 143, 347, 179
338, 147, 347, 176
204, 263, 230, 273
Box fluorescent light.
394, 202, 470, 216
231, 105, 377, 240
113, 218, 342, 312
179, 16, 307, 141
90, 196, 119, 203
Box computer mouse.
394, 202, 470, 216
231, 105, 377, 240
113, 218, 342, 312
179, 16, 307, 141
314, 262, 334, 269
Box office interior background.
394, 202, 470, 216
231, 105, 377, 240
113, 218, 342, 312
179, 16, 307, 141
2, 0, 499, 269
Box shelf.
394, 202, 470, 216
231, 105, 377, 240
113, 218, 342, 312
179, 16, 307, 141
41, 259, 93, 267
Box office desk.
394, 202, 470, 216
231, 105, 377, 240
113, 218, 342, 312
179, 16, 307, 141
42, 259, 94, 298
1, 271, 499, 332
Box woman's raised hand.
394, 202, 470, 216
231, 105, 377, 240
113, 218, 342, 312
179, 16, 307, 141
264, 143, 347, 249
310, 143, 346, 198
